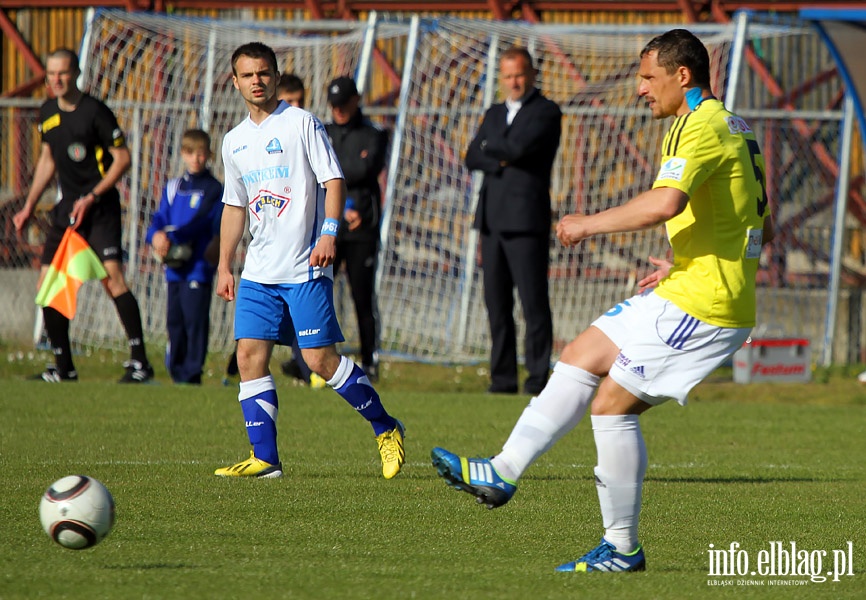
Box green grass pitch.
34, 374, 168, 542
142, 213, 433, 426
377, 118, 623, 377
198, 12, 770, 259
1, 349, 865, 599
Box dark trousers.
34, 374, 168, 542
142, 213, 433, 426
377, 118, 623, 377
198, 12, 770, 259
166, 280, 212, 384
480, 230, 553, 392
335, 238, 380, 367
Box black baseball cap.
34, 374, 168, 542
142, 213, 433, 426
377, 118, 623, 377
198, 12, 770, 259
327, 76, 359, 107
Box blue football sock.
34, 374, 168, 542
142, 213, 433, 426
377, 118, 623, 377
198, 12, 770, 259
328, 356, 395, 436
238, 376, 279, 465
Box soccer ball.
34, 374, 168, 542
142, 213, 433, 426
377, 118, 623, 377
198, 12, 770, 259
39, 475, 115, 550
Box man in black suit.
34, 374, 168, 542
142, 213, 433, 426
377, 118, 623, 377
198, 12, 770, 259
466, 46, 562, 395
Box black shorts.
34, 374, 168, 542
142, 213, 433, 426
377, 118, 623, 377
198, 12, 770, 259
41, 193, 124, 265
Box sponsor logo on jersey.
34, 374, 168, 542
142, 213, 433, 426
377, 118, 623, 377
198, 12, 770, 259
41, 113, 61, 134
745, 229, 763, 259
67, 143, 87, 162
266, 137, 283, 154
249, 190, 291, 218
298, 328, 322, 336
112, 128, 126, 147
232, 144, 248, 155
656, 157, 686, 181
190, 192, 201, 210
725, 115, 753, 135
241, 166, 290, 185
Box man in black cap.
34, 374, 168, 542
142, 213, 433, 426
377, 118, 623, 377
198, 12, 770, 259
325, 76, 389, 382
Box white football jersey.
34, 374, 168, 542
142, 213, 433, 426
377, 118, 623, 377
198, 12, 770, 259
221, 101, 344, 283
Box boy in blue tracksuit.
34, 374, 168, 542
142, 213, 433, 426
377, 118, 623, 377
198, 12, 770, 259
147, 129, 223, 384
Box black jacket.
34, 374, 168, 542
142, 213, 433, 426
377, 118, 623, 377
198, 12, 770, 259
466, 88, 562, 235
326, 109, 389, 242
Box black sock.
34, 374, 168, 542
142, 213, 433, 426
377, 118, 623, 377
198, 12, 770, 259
42, 307, 75, 374
112, 291, 149, 365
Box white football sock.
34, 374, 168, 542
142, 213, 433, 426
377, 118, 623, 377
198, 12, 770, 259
326, 355, 354, 388
491, 362, 599, 481
591, 414, 647, 555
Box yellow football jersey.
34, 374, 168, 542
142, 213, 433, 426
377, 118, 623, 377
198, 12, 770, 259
652, 98, 769, 328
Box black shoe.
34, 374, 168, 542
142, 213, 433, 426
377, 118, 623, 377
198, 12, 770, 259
30, 365, 78, 382
522, 383, 546, 395
280, 358, 308, 383
225, 352, 239, 377
487, 384, 518, 395
119, 360, 155, 383
363, 363, 379, 384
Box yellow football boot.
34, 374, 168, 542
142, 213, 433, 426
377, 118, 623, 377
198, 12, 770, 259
214, 450, 283, 478
376, 420, 406, 479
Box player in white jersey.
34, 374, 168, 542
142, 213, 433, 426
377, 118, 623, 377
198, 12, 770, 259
215, 42, 405, 480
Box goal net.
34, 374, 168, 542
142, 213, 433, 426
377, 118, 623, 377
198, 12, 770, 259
375, 17, 846, 363
10, 11, 848, 365
71, 10, 401, 356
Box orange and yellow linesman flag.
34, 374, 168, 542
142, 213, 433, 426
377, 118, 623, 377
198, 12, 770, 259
35, 227, 107, 319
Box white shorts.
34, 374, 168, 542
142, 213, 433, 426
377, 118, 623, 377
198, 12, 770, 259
591, 291, 750, 406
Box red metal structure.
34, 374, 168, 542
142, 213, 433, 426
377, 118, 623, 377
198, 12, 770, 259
1, 1, 864, 359
3, 1, 866, 98
1, 1, 864, 9
2, 2, 865, 280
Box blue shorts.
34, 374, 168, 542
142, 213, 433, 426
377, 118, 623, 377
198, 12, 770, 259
234, 278, 344, 348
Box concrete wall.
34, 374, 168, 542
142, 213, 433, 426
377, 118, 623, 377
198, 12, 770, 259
0, 269, 39, 343
1, 268, 863, 365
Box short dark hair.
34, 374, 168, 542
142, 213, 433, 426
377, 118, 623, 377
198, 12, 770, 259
47, 48, 81, 74
500, 46, 535, 70
230, 42, 278, 76
640, 29, 711, 88
278, 73, 304, 94
181, 129, 211, 154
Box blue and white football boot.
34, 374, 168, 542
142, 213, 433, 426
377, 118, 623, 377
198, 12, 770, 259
430, 447, 517, 509
555, 538, 646, 573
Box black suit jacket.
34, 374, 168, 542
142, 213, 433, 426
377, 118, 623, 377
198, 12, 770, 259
466, 88, 562, 235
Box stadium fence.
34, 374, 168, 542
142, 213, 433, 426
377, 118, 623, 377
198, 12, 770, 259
0, 11, 862, 366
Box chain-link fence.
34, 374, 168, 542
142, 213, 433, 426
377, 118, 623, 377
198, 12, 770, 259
1, 12, 864, 366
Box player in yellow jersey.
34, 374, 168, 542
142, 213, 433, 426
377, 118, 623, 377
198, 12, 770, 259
430, 29, 774, 572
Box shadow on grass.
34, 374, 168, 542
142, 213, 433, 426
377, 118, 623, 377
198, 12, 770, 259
524, 474, 854, 484
649, 475, 854, 484
104, 563, 199, 570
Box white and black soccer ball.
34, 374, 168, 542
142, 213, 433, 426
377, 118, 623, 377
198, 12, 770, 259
39, 475, 115, 550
